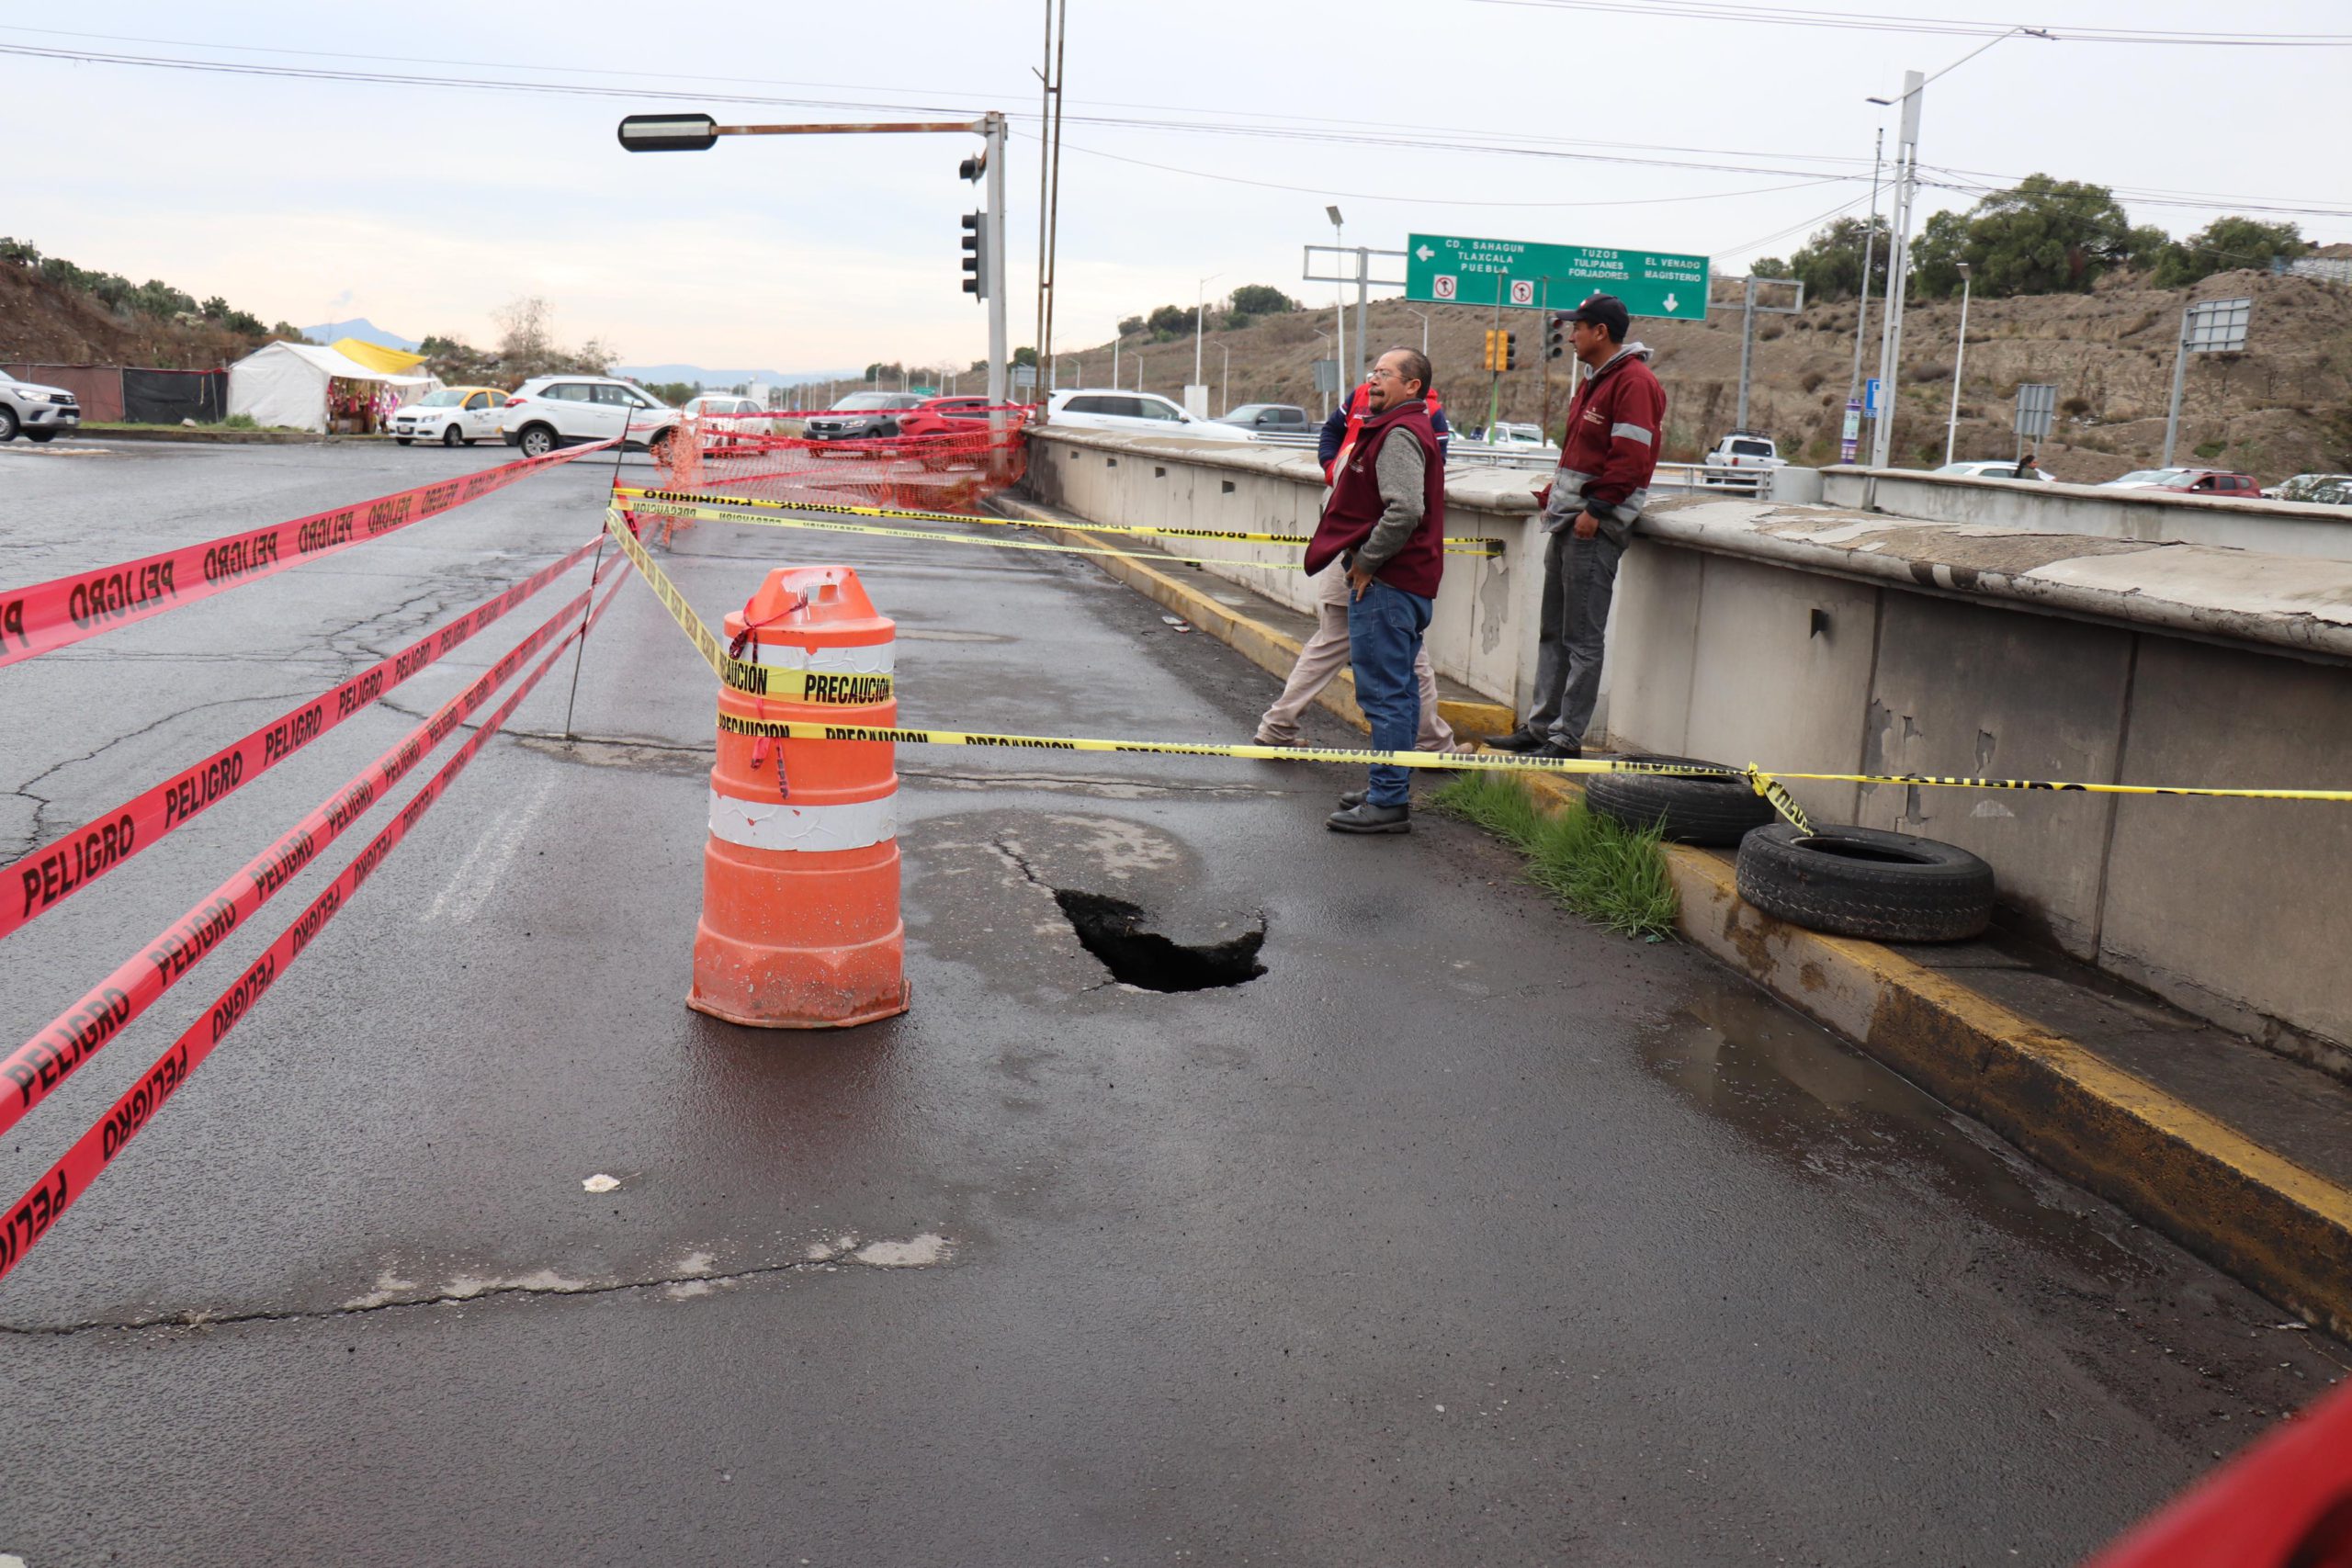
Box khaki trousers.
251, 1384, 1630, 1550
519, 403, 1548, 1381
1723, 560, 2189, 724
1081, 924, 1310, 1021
1256, 562, 1457, 750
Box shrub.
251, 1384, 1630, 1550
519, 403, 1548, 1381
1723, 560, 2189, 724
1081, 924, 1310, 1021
2060, 396, 2092, 418
1800, 369, 1826, 392
221, 412, 259, 430
2194, 439, 2226, 460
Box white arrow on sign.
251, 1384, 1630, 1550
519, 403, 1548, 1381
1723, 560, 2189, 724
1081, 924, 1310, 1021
1663, 293, 1679, 312
1415, 244, 1435, 262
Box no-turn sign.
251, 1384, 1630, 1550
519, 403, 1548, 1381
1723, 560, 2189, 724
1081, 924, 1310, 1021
1509, 279, 1534, 305
1432, 275, 1457, 300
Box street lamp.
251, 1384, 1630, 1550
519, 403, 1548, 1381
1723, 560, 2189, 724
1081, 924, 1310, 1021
1943, 261, 1973, 468
1194, 271, 1223, 393
1218, 343, 1230, 414
1401, 305, 1431, 355
1313, 328, 1334, 419
1327, 205, 1346, 398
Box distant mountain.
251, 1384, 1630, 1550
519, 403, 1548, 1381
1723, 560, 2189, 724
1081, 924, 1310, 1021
300, 317, 422, 351
617, 365, 862, 390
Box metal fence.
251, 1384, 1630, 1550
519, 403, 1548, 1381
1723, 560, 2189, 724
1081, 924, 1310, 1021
1246, 430, 1767, 493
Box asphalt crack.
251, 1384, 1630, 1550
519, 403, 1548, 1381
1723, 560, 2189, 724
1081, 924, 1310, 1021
0, 1242, 950, 1338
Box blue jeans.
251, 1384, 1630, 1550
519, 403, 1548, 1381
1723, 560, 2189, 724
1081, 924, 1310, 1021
1346, 577, 1434, 807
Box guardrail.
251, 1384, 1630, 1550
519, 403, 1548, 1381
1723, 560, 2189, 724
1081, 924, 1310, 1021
1245, 431, 1767, 494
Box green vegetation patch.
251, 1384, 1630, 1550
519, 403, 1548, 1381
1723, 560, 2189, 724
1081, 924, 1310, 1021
1430, 772, 1679, 942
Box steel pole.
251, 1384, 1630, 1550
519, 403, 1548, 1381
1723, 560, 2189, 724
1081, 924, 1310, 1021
1869, 72, 1924, 471
2162, 307, 2192, 467
1352, 247, 1370, 387
1331, 220, 1346, 399
1736, 276, 1758, 430
984, 112, 1008, 414
1846, 127, 1884, 437
1943, 271, 1971, 466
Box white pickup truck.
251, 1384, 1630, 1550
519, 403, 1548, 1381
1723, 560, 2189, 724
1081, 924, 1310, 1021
1702, 432, 1785, 481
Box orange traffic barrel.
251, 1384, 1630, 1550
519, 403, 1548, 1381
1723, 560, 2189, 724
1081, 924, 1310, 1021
689, 565, 910, 1029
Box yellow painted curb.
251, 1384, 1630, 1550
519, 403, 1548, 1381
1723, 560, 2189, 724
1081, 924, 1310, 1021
1515, 770, 2352, 1342
1001, 485, 2352, 1337
993, 496, 1513, 742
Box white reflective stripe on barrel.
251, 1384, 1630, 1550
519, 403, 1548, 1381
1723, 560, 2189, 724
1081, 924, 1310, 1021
708, 787, 896, 852
742, 639, 894, 675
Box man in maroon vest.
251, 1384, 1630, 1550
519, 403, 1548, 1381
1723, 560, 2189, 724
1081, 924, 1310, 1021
1304, 347, 1446, 834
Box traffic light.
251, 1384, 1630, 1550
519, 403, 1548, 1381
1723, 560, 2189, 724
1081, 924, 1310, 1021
1503, 331, 1520, 371
961, 211, 986, 300
1481, 328, 1499, 371
1546, 311, 1570, 360
959, 150, 987, 183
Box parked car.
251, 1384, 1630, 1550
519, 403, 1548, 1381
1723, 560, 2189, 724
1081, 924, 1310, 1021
683, 393, 772, 450
2098, 469, 2188, 490
392, 386, 509, 447
0, 370, 81, 443
1933, 459, 2053, 481
1044, 389, 1256, 441
894, 395, 1004, 439
803, 391, 927, 443
2267, 473, 2352, 505
1705, 431, 1782, 467
1216, 402, 1311, 437
2146, 469, 2262, 497
499, 377, 679, 457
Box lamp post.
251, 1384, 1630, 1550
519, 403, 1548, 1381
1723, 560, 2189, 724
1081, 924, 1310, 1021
1401, 305, 1430, 355
1194, 273, 1223, 387
1313, 328, 1334, 419
1942, 261, 1972, 468
1218, 344, 1230, 414
1112, 323, 1119, 392
1327, 205, 1345, 398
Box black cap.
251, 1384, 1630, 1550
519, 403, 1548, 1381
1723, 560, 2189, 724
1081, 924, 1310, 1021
1565, 293, 1631, 339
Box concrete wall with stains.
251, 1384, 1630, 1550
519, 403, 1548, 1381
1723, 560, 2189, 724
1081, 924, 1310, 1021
1819, 468, 2352, 563
1026, 429, 2352, 1069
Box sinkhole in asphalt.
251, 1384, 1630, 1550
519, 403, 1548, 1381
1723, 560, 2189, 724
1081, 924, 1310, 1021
1051, 890, 1267, 992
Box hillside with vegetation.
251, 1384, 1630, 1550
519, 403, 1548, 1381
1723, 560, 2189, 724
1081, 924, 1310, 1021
0, 237, 297, 367
1050, 180, 2352, 485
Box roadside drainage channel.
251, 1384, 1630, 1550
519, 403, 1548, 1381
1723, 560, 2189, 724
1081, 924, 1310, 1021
999, 480, 2352, 1339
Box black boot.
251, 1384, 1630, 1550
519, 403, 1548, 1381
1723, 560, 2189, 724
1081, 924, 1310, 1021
1327, 800, 1411, 834
1486, 727, 1544, 753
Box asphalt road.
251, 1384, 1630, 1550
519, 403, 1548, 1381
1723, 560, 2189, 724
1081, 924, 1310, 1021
0, 437, 2340, 1567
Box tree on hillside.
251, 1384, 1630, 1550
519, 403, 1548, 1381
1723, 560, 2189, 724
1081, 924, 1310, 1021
495, 296, 557, 361
1907, 175, 2165, 299
2153, 216, 2308, 288
1768, 215, 1892, 303
1228, 285, 1296, 316
1146, 303, 1191, 338
1118, 315, 1145, 336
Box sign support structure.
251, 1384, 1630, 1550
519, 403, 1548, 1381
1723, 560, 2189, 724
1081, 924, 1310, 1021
1303, 244, 1408, 389
2160, 298, 2252, 468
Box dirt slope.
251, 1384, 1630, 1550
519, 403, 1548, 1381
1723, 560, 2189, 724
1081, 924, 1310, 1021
1069, 265, 2352, 484
0, 265, 266, 370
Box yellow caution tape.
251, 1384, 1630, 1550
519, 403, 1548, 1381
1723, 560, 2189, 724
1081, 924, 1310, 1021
602, 509, 890, 702
615, 510, 2352, 813
613, 484, 1505, 558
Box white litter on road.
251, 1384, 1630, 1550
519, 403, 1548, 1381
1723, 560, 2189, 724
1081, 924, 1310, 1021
582, 1174, 621, 1194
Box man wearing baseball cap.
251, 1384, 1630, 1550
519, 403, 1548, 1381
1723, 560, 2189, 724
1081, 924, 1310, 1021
1487, 292, 1667, 760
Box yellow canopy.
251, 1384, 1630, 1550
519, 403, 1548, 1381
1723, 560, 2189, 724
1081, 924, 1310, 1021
331, 337, 428, 375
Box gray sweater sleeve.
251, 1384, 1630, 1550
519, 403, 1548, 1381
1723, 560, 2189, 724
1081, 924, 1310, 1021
1354, 434, 1426, 573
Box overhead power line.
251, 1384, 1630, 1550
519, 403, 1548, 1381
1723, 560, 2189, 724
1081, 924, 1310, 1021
1472, 0, 2352, 45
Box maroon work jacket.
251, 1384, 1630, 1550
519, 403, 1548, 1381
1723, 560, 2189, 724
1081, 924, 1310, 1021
1304, 400, 1445, 599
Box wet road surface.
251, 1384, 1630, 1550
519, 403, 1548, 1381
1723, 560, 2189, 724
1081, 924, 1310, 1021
0, 439, 2343, 1566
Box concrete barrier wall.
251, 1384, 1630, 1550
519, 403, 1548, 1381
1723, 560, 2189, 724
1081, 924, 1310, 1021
1819, 467, 2352, 561
1025, 427, 2352, 1070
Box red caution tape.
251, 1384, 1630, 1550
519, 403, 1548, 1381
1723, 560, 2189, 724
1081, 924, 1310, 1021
0, 439, 614, 671
0, 577, 601, 1137
0, 536, 606, 941
0, 566, 632, 1285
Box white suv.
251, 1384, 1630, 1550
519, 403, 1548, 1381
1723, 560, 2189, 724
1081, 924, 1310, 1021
1044, 389, 1254, 442
499, 376, 680, 457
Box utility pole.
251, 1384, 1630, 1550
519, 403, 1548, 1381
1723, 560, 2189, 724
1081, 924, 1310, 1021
1844, 127, 1884, 462
1943, 261, 1973, 466
1737, 276, 1758, 431
1868, 71, 1923, 471
1328, 206, 1346, 396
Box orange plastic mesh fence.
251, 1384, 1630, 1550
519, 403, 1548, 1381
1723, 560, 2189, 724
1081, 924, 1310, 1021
648, 407, 1032, 527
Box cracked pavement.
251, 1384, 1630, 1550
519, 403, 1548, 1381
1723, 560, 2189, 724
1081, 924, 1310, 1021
1, 441, 2342, 1567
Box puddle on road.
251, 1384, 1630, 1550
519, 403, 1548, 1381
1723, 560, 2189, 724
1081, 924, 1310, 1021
1638, 977, 2139, 1278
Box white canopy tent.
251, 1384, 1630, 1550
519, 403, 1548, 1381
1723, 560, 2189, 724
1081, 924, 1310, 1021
226, 341, 440, 433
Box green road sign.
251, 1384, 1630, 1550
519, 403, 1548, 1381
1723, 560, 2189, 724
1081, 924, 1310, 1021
1405, 232, 1709, 321
911, 386, 939, 395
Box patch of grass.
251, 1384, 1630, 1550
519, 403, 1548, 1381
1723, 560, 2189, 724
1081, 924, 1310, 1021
1430, 772, 1679, 942
220, 412, 259, 430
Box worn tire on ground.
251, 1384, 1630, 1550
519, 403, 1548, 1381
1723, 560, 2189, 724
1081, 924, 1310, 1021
1584, 754, 1778, 846
1735, 823, 1995, 942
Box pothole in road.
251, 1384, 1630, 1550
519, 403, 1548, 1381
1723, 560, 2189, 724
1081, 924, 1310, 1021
1053, 889, 1266, 992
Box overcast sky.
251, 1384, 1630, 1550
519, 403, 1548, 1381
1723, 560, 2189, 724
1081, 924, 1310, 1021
8, 2, 2346, 374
